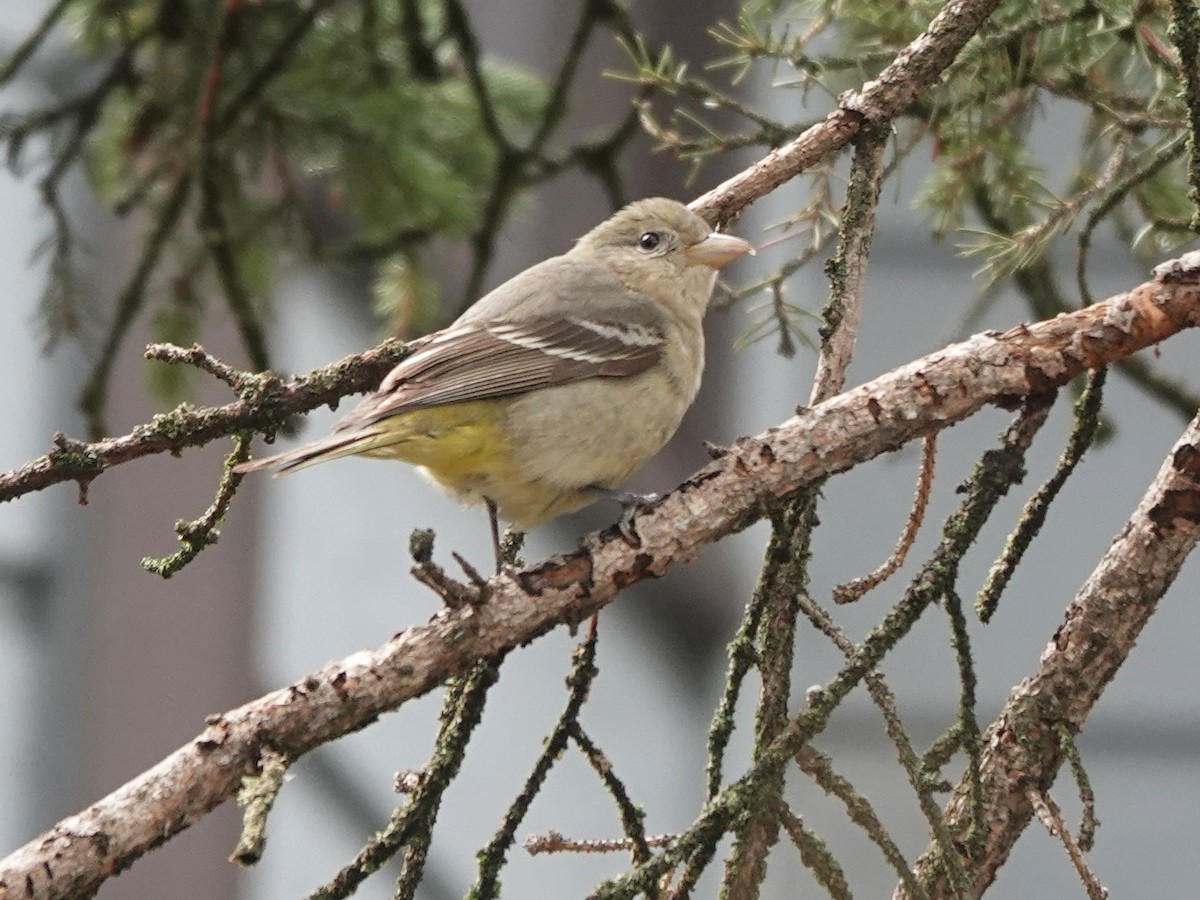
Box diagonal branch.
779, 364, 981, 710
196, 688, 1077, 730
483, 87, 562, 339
690, 0, 1006, 226
903, 393, 1200, 898
2, 256, 1199, 899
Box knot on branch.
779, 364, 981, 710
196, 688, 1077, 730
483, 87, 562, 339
48, 432, 103, 504
1152, 249, 1200, 283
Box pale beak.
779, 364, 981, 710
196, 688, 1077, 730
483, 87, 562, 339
683, 232, 755, 268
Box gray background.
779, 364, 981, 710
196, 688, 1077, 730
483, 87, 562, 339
1, 2, 1197, 897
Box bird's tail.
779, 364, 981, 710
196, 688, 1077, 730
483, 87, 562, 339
233, 431, 392, 476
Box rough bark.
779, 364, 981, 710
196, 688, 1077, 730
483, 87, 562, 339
3, 258, 1198, 900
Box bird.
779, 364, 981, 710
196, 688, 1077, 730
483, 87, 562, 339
235, 197, 753, 567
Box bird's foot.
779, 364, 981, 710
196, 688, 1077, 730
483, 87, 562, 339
609, 490, 664, 547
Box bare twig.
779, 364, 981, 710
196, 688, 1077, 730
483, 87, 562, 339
229, 747, 290, 866
523, 831, 675, 856
834, 434, 937, 604
776, 805, 851, 900
471, 616, 601, 898
1026, 788, 1109, 900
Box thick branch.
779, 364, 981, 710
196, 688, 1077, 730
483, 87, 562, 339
2, 258, 1198, 900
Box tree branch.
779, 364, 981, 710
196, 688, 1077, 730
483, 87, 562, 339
3, 255, 1199, 899
904, 371, 1200, 898
689, 0, 1005, 226
0, 339, 410, 505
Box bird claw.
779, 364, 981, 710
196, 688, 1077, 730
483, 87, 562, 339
612, 491, 663, 547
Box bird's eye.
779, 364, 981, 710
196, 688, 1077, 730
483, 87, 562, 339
637, 231, 661, 251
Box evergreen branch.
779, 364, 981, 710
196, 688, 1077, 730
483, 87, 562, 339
0, 0, 73, 85
693, 0, 1007, 226
1077, 134, 1187, 305
214, 0, 341, 136
4, 264, 1199, 898
1169, 0, 1200, 229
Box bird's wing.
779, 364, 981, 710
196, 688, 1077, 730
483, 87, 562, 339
334, 260, 666, 433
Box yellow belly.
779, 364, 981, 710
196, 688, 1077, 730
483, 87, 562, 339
359, 401, 592, 527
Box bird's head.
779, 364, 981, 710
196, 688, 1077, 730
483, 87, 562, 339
572, 198, 753, 309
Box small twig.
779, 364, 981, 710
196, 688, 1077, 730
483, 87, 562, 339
1055, 723, 1099, 853
451, 552, 490, 591
409, 530, 483, 609
775, 805, 851, 900
977, 370, 1104, 622
144, 341, 250, 390
834, 434, 937, 604
471, 616, 601, 898
570, 724, 652, 864
1026, 787, 1109, 900
523, 830, 675, 857
229, 747, 290, 866
0, 0, 73, 85
795, 743, 927, 899
141, 434, 253, 578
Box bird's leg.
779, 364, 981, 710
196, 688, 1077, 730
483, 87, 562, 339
590, 486, 665, 547
485, 498, 503, 574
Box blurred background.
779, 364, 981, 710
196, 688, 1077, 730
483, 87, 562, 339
1, 1, 1198, 897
